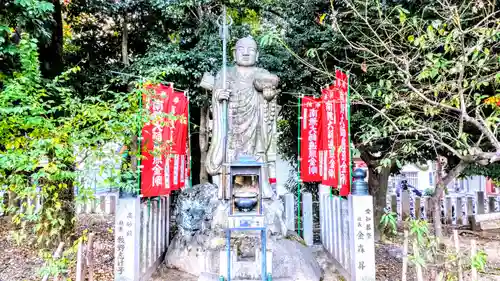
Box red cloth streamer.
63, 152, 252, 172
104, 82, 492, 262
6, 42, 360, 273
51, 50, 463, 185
300, 96, 322, 182
140, 84, 189, 196
269, 178, 277, 184
319, 86, 339, 187
335, 69, 351, 196
164, 91, 188, 191
141, 84, 173, 197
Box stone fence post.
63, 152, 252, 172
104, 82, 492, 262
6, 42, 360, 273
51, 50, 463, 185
283, 193, 295, 232
349, 169, 376, 281
115, 196, 141, 281
302, 192, 313, 246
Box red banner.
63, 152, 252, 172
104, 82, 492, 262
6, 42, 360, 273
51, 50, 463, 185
141, 84, 173, 197
300, 96, 322, 182
319, 86, 339, 187
336, 69, 351, 196
164, 91, 188, 191
141, 85, 189, 197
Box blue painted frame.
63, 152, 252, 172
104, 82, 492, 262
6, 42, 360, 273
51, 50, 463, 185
225, 227, 267, 281
224, 155, 269, 281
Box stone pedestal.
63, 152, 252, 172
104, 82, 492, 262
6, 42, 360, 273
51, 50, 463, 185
349, 195, 376, 281
219, 249, 272, 280
165, 183, 321, 281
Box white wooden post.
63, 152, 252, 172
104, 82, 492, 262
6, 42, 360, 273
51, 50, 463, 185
414, 197, 421, 219
141, 203, 148, 274
488, 197, 497, 213
476, 191, 485, 215
335, 197, 344, 265
166, 196, 170, 247
445, 197, 453, 224
302, 192, 313, 246
318, 184, 330, 252
114, 197, 141, 281
390, 194, 397, 215
401, 191, 410, 220
334, 196, 341, 261
284, 193, 295, 232
148, 200, 154, 266
159, 197, 165, 255
466, 197, 474, 225
327, 193, 334, 255
455, 197, 464, 225
349, 195, 376, 281
318, 188, 326, 251
341, 199, 350, 270
109, 194, 117, 214
152, 200, 158, 260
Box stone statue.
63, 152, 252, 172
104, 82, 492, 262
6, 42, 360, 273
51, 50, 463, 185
200, 36, 279, 199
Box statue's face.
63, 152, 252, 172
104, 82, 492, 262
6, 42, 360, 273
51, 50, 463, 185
234, 39, 258, 66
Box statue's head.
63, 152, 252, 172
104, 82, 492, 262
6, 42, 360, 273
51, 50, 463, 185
234, 36, 258, 67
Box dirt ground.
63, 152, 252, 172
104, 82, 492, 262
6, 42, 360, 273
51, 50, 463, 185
375, 227, 500, 281
2, 215, 500, 281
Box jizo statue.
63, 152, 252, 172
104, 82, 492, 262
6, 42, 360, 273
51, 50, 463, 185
200, 36, 279, 199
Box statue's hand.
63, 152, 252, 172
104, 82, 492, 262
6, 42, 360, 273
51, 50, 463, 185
215, 88, 230, 102
263, 87, 277, 101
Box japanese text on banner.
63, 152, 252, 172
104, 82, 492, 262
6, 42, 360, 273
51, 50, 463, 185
320, 86, 338, 187
336, 69, 351, 196
300, 96, 322, 182
164, 91, 188, 191
140, 84, 172, 197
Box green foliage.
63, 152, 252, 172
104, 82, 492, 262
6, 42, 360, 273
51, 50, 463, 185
463, 162, 500, 181
398, 217, 490, 279
408, 219, 429, 245
380, 209, 397, 237
1, 0, 55, 40
471, 249, 487, 272
0, 30, 149, 246
424, 188, 434, 197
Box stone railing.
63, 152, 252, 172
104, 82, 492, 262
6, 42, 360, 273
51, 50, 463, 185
1, 191, 42, 216
1, 191, 117, 216
388, 190, 500, 225
114, 196, 171, 281
76, 192, 118, 215
317, 186, 352, 273
285, 169, 377, 281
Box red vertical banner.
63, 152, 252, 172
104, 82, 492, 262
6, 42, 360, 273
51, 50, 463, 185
141, 84, 173, 197
319, 87, 338, 187
164, 91, 188, 191
336, 69, 351, 196
300, 96, 322, 182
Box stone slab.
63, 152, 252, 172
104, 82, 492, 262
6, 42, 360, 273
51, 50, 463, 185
470, 212, 500, 231
197, 272, 292, 281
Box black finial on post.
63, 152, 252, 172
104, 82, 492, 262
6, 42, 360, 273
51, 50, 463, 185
351, 168, 369, 195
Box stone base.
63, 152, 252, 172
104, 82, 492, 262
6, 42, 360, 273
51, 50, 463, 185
470, 212, 500, 231
166, 183, 321, 281
166, 234, 321, 281
197, 272, 293, 281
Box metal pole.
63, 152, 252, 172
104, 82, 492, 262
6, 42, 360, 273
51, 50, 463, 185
221, 6, 229, 166
297, 95, 302, 237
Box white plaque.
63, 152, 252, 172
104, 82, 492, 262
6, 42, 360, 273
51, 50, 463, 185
349, 195, 376, 281
115, 197, 141, 281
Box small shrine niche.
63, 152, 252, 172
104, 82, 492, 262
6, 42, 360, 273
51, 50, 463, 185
228, 155, 263, 216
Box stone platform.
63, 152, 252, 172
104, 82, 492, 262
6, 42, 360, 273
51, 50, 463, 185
164, 183, 321, 281
198, 272, 293, 281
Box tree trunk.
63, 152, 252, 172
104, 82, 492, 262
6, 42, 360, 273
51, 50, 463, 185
39, 0, 63, 78
199, 105, 209, 183
367, 165, 391, 241
121, 12, 129, 66
431, 159, 467, 237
